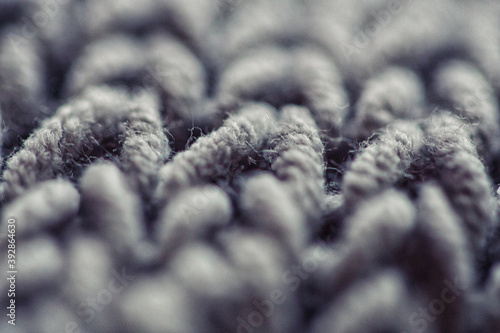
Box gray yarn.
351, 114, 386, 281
155, 185, 232, 254
63, 235, 114, 309
343, 121, 423, 210
119, 275, 195, 333
216, 47, 349, 135
306, 0, 458, 85
240, 173, 307, 251
465, 3, 500, 94
432, 60, 500, 159
62, 235, 117, 333
219, 0, 306, 63
311, 269, 412, 333
119, 98, 171, 200
218, 230, 302, 333
423, 113, 496, 254
65, 33, 206, 125
16, 236, 65, 296
355, 0, 458, 84
0, 116, 64, 201
311, 190, 415, 302
64, 35, 145, 96
416, 185, 473, 285
80, 163, 146, 262
407, 184, 473, 333
485, 263, 500, 331
155, 102, 278, 206
1, 179, 79, 237
351, 66, 425, 140
1, 86, 168, 201
268, 105, 325, 228
2, 1, 500, 332
0, 26, 46, 146
81, 0, 215, 51
167, 242, 243, 332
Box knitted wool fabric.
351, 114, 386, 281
1, 0, 500, 333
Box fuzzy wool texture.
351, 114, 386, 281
1, 0, 500, 333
